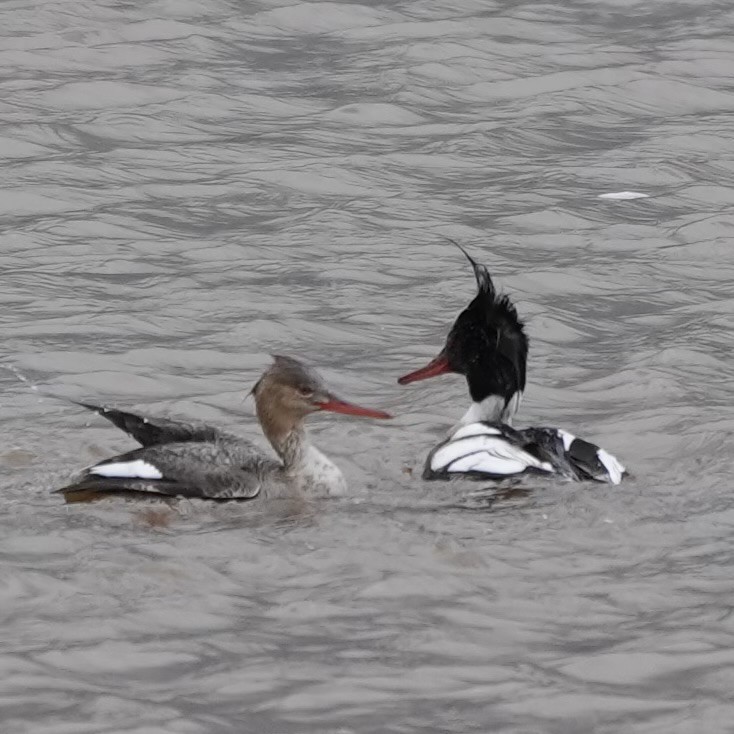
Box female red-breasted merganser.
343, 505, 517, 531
398, 245, 626, 485
57, 355, 391, 502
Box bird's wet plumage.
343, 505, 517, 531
399, 243, 626, 485
57, 355, 390, 502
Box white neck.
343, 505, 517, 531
459, 392, 522, 426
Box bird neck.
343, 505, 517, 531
256, 393, 304, 459
272, 425, 308, 468
459, 392, 521, 426
263, 421, 346, 496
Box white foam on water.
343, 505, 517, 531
598, 191, 650, 200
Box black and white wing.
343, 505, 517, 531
56, 439, 278, 502
423, 423, 626, 485
75, 402, 228, 447
423, 423, 555, 480
539, 428, 626, 485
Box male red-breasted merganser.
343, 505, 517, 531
398, 246, 626, 485
57, 355, 391, 502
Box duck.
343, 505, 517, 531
398, 245, 626, 485
57, 355, 391, 502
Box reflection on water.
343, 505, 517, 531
3, 0, 734, 731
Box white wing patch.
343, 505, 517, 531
557, 429, 576, 452
431, 434, 553, 476
91, 459, 163, 480
597, 449, 625, 485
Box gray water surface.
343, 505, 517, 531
3, 0, 734, 732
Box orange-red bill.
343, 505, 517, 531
397, 351, 451, 385
317, 396, 391, 419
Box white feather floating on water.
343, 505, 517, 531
598, 191, 649, 200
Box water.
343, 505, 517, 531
2, 0, 734, 731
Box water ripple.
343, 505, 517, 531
2, 0, 734, 731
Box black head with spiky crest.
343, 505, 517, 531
447, 243, 527, 405
399, 242, 528, 421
